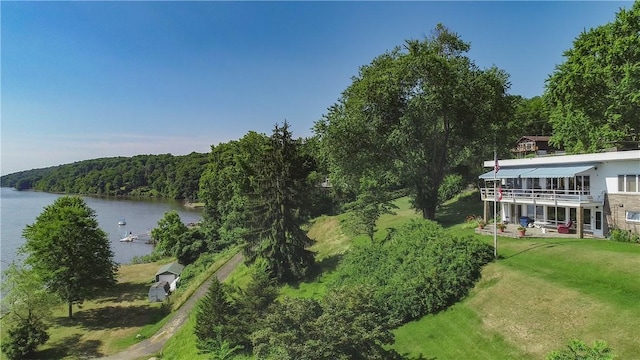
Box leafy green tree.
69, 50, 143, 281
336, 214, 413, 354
546, 339, 615, 360
545, 3, 640, 152
199, 132, 270, 251
315, 24, 511, 220
313, 286, 401, 360
1, 265, 56, 359
175, 227, 208, 265
251, 288, 401, 360
251, 297, 323, 359
20, 196, 118, 318
341, 175, 397, 242
243, 122, 315, 282
513, 95, 552, 137
151, 210, 188, 256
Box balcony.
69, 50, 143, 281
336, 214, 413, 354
480, 188, 604, 206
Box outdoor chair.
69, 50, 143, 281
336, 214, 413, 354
557, 221, 573, 234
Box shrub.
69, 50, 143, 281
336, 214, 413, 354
609, 228, 640, 243
331, 219, 494, 323
1, 318, 49, 360
546, 339, 615, 360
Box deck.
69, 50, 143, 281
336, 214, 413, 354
474, 223, 595, 239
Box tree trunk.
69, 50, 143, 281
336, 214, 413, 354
68, 302, 73, 318
422, 205, 436, 220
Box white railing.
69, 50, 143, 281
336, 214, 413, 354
480, 188, 603, 204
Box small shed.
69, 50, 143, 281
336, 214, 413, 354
154, 262, 185, 283
148, 281, 170, 302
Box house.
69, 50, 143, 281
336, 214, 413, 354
148, 281, 170, 302
155, 262, 184, 292
478, 150, 640, 238
513, 136, 563, 157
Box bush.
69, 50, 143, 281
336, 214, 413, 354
331, 219, 494, 323
609, 228, 640, 243
546, 339, 614, 360
1, 318, 49, 360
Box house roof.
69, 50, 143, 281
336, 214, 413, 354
155, 262, 184, 277
484, 149, 640, 168
517, 136, 551, 142
479, 164, 596, 180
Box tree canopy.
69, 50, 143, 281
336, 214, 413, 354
315, 24, 512, 220
545, 2, 640, 152
20, 196, 118, 318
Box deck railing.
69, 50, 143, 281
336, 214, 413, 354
480, 188, 604, 204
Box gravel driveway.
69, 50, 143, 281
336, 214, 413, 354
99, 252, 244, 360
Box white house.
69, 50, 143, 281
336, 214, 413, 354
478, 150, 640, 238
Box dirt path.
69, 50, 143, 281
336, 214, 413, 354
99, 253, 244, 360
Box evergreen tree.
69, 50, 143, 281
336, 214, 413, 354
194, 279, 244, 351
243, 122, 315, 282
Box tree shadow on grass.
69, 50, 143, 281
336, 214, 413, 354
401, 353, 437, 360
94, 281, 149, 303
35, 334, 103, 359
309, 254, 343, 280
55, 304, 166, 330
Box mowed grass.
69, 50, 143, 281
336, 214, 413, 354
392, 210, 640, 357
18, 261, 172, 360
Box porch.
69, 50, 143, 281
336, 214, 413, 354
474, 222, 592, 239
480, 187, 604, 206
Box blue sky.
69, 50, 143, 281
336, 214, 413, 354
1, 1, 632, 175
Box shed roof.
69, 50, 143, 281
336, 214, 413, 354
155, 262, 184, 277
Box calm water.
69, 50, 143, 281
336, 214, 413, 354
0, 187, 202, 271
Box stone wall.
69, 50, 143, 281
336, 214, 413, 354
605, 193, 640, 234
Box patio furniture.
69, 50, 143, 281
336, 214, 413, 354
519, 216, 532, 228
557, 221, 573, 234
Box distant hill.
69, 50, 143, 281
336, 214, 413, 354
0, 152, 209, 201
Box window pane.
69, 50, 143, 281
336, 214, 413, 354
626, 211, 640, 222
619, 175, 625, 192
627, 175, 637, 192
557, 207, 566, 222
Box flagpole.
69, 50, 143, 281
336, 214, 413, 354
494, 149, 498, 259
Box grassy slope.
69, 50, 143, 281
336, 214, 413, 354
159, 191, 640, 359
393, 193, 640, 359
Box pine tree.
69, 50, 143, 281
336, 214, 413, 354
243, 121, 315, 282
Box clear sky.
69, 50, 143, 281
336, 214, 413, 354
1, 1, 632, 175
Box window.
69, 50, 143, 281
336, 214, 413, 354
627, 211, 640, 223
627, 175, 637, 192
619, 175, 639, 193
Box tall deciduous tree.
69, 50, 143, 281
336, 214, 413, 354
545, 3, 640, 153
244, 122, 315, 282
315, 24, 511, 220
20, 196, 118, 318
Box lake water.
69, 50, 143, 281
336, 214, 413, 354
0, 187, 203, 272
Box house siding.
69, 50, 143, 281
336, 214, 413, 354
605, 193, 640, 233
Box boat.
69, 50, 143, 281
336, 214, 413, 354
120, 233, 139, 242
118, 219, 126, 226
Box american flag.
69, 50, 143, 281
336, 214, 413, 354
494, 153, 500, 174
497, 186, 503, 201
